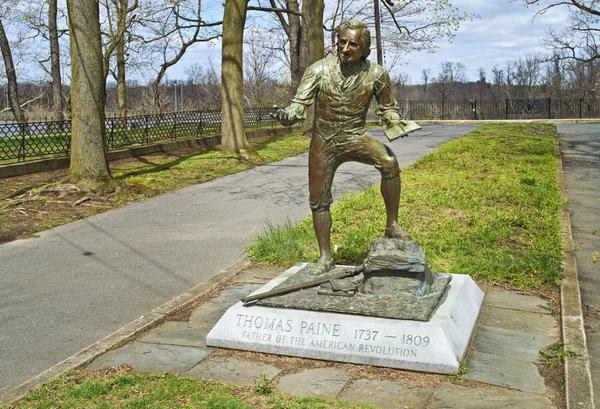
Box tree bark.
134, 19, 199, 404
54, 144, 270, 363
67, 0, 115, 194
301, 0, 324, 137
220, 0, 259, 158
48, 0, 64, 121
116, 0, 129, 118
287, 0, 306, 88
0, 19, 27, 125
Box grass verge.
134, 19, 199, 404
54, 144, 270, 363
247, 123, 563, 288
2, 368, 375, 409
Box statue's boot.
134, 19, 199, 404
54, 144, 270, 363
311, 258, 336, 276
385, 221, 410, 239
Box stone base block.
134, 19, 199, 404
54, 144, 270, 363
206, 263, 484, 374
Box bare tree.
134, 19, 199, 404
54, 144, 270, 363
263, 0, 306, 88
250, 0, 322, 88
420, 68, 430, 100
513, 53, 544, 99
0, 6, 27, 124
48, 0, 64, 121
243, 29, 278, 106
521, 0, 600, 63
184, 61, 221, 108
542, 55, 564, 98
101, 0, 139, 118
67, 0, 115, 194
477, 67, 486, 102
141, 0, 221, 112
433, 61, 465, 118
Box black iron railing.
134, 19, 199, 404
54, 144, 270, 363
0, 107, 278, 164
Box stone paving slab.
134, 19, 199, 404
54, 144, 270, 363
484, 290, 552, 315
138, 321, 209, 348
337, 378, 432, 409
428, 383, 556, 409
471, 325, 557, 362
185, 356, 281, 385
276, 367, 350, 399
86, 342, 212, 373
189, 284, 262, 325
233, 267, 281, 284
478, 305, 559, 337
463, 350, 547, 393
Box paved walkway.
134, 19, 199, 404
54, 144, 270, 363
557, 124, 600, 408
0, 125, 477, 398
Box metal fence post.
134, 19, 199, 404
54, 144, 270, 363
548, 98, 552, 119
580, 98, 583, 119
108, 116, 114, 150
20, 125, 26, 162
505, 99, 509, 119
171, 112, 177, 140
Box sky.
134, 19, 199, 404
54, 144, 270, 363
165, 0, 569, 86
395, 0, 568, 83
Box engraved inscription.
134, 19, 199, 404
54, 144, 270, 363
300, 321, 340, 337
233, 314, 434, 360
354, 329, 379, 341
402, 334, 430, 347
236, 314, 293, 332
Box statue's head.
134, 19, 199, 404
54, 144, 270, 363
335, 19, 371, 63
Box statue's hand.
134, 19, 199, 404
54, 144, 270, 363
270, 106, 296, 127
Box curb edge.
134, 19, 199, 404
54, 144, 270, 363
556, 132, 595, 409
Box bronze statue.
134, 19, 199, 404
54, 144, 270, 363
273, 19, 409, 275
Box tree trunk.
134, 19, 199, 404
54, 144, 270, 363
288, 0, 306, 88
220, 0, 259, 159
301, 0, 324, 137
48, 0, 64, 121
116, 0, 128, 118
0, 19, 27, 125
303, 0, 324, 68
67, 0, 115, 194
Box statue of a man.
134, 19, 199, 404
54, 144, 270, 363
273, 18, 406, 275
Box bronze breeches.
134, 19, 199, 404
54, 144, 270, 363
308, 132, 400, 212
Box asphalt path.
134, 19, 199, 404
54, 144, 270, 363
557, 124, 600, 407
0, 125, 477, 396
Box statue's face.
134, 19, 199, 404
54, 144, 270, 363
338, 28, 363, 65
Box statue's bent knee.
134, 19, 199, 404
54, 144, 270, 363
311, 205, 330, 214
380, 155, 400, 179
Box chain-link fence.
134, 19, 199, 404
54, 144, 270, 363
1, 99, 599, 164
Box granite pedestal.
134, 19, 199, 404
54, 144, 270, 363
206, 263, 484, 374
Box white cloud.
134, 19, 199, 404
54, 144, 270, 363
391, 0, 569, 83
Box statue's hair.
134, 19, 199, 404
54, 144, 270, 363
335, 19, 371, 59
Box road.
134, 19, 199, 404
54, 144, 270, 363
0, 125, 478, 396
557, 124, 600, 408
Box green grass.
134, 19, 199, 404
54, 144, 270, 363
110, 131, 311, 202
539, 341, 578, 367
3, 369, 376, 409
247, 123, 563, 288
